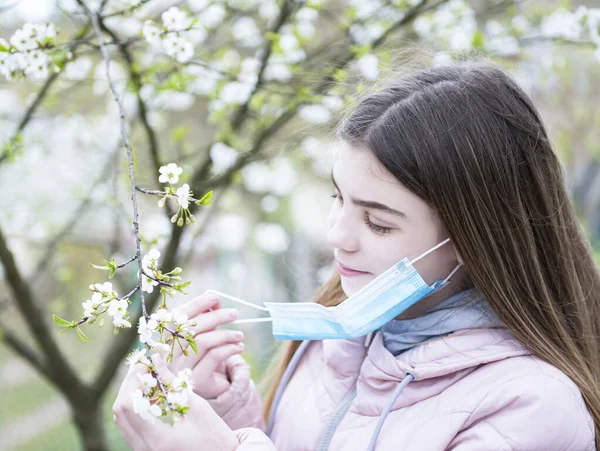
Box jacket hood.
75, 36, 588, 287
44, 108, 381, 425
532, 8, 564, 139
352, 327, 532, 415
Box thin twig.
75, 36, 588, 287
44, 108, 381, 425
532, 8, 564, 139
82, 1, 148, 322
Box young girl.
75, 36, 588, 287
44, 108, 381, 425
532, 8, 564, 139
113, 60, 599, 450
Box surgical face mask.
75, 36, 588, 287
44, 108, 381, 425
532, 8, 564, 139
207, 238, 461, 341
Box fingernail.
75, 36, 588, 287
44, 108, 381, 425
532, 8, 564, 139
234, 331, 244, 339
237, 343, 245, 349
228, 309, 239, 319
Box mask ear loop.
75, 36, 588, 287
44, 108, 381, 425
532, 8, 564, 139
440, 263, 462, 286
409, 237, 451, 265
204, 289, 273, 324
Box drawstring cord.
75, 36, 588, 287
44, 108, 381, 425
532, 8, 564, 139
366, 371, 416, 451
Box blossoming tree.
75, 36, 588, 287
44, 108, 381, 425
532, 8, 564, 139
0, 0, 599, 449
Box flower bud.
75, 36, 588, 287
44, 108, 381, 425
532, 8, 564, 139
171, 213, 178, 223
190, 214, 196, 224
185, 217, 191, 226
172, 267, 182, 274
157, 197, 167, 208
177, 217, 184, 227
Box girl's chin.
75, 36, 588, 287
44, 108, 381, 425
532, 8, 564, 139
340, 275, 374, 297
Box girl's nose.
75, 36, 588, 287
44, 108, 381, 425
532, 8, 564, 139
327, 219, 359, 253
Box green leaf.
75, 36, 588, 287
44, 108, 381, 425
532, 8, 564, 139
196, 190, 213, 206
76, 326, 90, 342
175, 280, 192, 295
187, 338, 198, 355
90, 262, 109, 270
52, 314, 73, 328
472, 30, 485, 51
109, 268, 116, 279
171, 125, 188, 143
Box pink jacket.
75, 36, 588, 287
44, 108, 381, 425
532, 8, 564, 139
207, 328, 596, 450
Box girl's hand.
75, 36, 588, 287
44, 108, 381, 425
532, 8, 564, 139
112, 356, 240, 451
163, 291, 245, 400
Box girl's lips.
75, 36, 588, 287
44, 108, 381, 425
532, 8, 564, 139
336, 262, 369, 277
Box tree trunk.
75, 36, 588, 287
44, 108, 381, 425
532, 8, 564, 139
73, 402, 108, 451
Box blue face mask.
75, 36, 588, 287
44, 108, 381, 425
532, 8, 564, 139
207, 238, 461, 341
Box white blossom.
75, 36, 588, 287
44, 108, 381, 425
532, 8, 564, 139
138, 316, 159, 343
125, 348, 151, 366
141, 274, 158, 293
146, 337, 170, 353
142, 20, 162, 45
65, 57, 92, 80
219, 81, 253, 104
189, 0, 210, 12
297, 7, 318, 22
279, 33, 305, 63
186, 64, 222, 96
132, 389, 162, 423
113, 316, 132, 328
212, 49, 240, 72
107, 298, 128, 318
232, 17, 262, 47
158, 163, 183, 184
176, 183, 192, 209
10, 29, 37, 51
298, 104, 331, 124
259, 0, 280, 21
137, 372, 158, 394
25, 62, 49, 81
163, 36, 194, 63
82, 293, 102, 318
356, 54, 379, 80
239, 57, 260, 84
264, 56, 292, 82
172, 368, 194, 394
322, 94, 343, 110
198, 4, 226, 29
541, 8, 583, 40
210, 142, 238, 173
166, 390, 190, 409
151, 308, 173, 323
142, 249, 161, 271
162, 7, 189, 31
172, 309, 195, 330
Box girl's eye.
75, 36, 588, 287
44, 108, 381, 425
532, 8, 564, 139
364, 212, 391, 235
332, 193, 391, 235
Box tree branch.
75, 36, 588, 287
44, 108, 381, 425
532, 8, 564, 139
229, 0, 295, 130
0, 25, 93, 166
0, 225, 84, 395
0, 318, 53, 381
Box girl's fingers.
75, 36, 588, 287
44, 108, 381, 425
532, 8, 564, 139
175, 291, 221, 319
112, 364, 153, 449
189, 308, 239, 335
183, 329, 244, 362
198, 342, 245, 375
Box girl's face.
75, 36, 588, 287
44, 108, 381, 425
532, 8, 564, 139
327, 141, 461, 298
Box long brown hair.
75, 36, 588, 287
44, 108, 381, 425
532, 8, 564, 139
261, 60, 600, 446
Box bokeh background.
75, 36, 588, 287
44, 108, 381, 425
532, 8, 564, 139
1, 0, 599, 449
